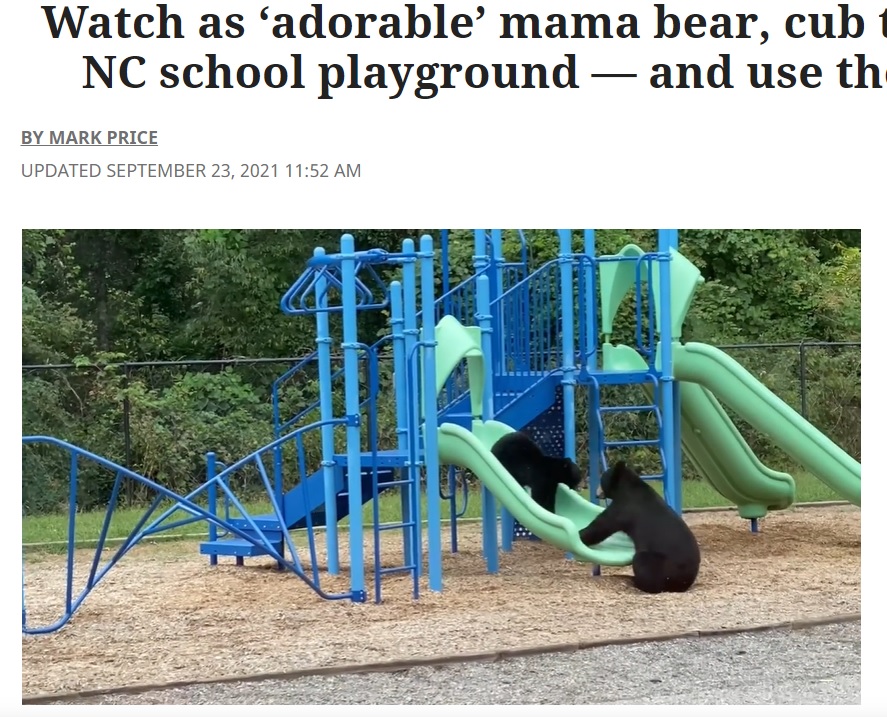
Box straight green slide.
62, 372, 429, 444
437, 418, 636, 566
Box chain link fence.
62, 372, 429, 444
22, 342, 860, 515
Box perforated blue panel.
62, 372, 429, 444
512, 385, 564, 541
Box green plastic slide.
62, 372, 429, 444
605, 341, 860, 515
673, 342, 861, 507
599, 242, 860, 514
605, 343, 796, 518
437, 418, 635, 566
431, 314, 634, 565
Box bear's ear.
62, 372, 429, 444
565, 459, 583, 489
598, 461, 619, 497
609, 461, 629, 490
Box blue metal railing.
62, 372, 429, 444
274, 230, 532, 429
22, 423, 363, 633
271, 337, 389, 439
490, 258, 564, 414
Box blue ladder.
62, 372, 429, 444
371, 469, 421, 603
593, 375, 667, 484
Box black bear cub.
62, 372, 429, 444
491, 431, 583, 514
579, 461, 700, 594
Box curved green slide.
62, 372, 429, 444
673, 341, 860, 507
604, 341, 860, 516
431, 315, 635, 566
599, 242, 860, 515
437, 419, 635, 565
605, 343, 796, 518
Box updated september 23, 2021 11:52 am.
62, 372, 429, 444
20, 162, 362, 180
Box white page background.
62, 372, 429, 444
6, 0, 881, 711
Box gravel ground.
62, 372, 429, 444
44, 620, 860, 705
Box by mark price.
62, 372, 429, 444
22, 130, 158, 146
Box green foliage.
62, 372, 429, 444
22, 287, 94, 364
181, 229, 320, 357
815, 246, 861, 341
680, 229, 822, 342
123, 370, 272, 488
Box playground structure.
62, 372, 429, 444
22, 230, 862, 635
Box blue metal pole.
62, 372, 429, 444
420, 235, 443, 592
583, 230, 598, 373
585, 228, 604, 579
489, 229, 513, 547
473, 228, 489, 331
390, 281, 408, 451
657, 229, 681, 514
389, 279, 413, 570
557, 230, 577, 463
339, 234, 366, 600
401, 238, 422, 577
206, 452, 218, 565
558, 230, 577, 563
489, 229, 505, 376
583, 229, 602, 500
661, 228, 681, 493
473, 229, 489, 330
476, 274, 499, 574
440, 229, 450, 297
473, 229, 488, 277
314, 248, 340, 574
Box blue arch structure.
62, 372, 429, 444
22, 229, 861, 634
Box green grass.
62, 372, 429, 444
653, 470, 844, 508
22, 470, 845, 551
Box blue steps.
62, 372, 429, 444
200, 453, 402, 560
201, 370, 569, 561
201, 537, 274, 558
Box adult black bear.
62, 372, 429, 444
578, 461, 700, 594
490, 431, 583, 514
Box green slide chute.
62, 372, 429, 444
605, 343, 795, 518
673, 342, 860, 507
599, 242, 859, 515
432, 315, 634, 566
437, 419, 635, 565
604, 341, 860, 515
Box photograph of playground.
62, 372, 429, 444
22, 229, 861, 700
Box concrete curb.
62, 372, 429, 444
21, 612, 861, 704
